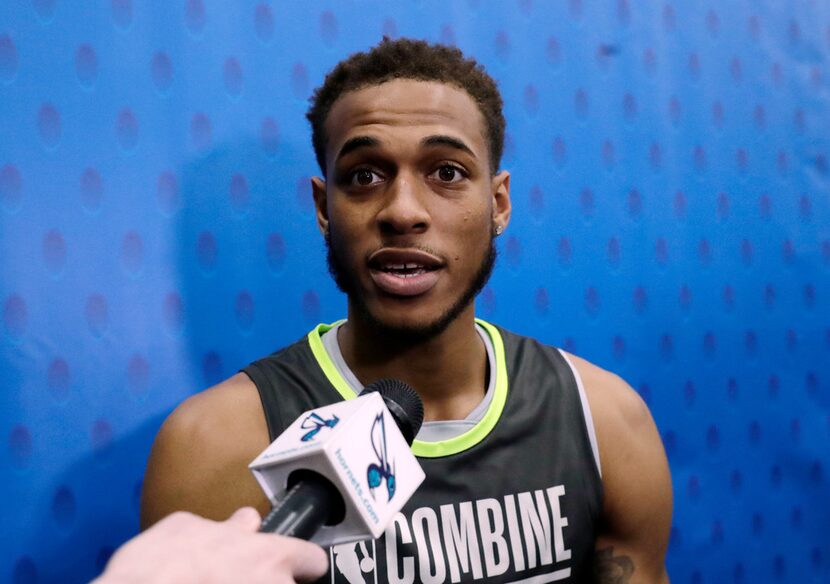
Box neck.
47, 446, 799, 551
338, 304, 487, 422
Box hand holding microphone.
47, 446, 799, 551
251, 379, 425, 545
94, 508, 328, 584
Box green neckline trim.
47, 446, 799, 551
307, 320, 353, 400
306, 319, 509, 458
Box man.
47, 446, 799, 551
141, 38, 672, 583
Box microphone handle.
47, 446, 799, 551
258, 476, 335, 538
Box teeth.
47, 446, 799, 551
380, 262, 430, 277
393, 269, 425, 278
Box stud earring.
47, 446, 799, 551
494, 224, 504, 236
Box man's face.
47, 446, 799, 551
312, 79, 511, 340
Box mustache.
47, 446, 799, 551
326, 225, 446, 266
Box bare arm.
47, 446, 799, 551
566, 353, 673, 584
140, 373, 273, 529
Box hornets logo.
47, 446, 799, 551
300, 411, 339, 442
366, 412, 396, 501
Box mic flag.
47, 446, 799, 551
249, 381, 426, 547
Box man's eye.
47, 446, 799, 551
350, 169, 382, 186
430, 165, 465, 183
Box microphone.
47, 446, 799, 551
250, 379, 425, 545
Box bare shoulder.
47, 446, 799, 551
562, 351, 672, 582
140, 373, 272, 529
561, 350, 668, 491
562, 352, 654, 443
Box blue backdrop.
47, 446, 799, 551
2, 1, 829, 582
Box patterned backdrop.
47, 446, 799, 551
1, 1, 828, 582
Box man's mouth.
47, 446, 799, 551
368, 249, 443, 297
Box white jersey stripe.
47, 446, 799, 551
556, 350, 602, 478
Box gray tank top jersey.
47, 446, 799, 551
243, 320, 603, 583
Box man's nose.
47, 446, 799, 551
375, 173, 430, 235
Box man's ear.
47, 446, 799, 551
491, 170, 511, 233
311, 176, 328, 236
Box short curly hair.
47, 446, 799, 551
306, 37, 505, 176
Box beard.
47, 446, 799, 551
325, 230, 497, 343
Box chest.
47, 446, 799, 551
325, 422, 601, 584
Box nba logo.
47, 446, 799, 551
330, 540, 377, 583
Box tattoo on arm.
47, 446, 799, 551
592, 547, 635, 583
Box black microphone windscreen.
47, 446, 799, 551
362, 379, 424, 445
